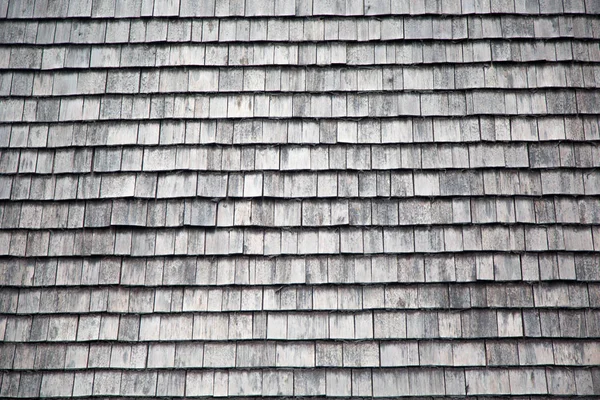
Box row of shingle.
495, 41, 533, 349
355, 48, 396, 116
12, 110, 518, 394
2, 339, 600, 372
3, 252, 597, 288
3, 0, 598, 19
1, 366, 598, 398
2, 14, 600, 46
2, 169, 598, 202
4, 64, 600, 99
2, 309, 598, 342
6, 69, 600, 100
3, 142, 600, 176
3, 90, 598, 123
3, 277, 597, 311
4, 116, 599, 148
5, 40, 599, 71
1, 224, 599, 257
3, 282, 596, 315
3, 196, 600, 231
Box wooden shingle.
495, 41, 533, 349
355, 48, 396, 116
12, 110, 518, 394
0, 3, 598, 399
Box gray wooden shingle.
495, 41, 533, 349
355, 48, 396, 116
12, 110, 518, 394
1, 4, 598, 399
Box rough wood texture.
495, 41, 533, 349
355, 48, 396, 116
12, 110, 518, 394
1, 0, 600, 398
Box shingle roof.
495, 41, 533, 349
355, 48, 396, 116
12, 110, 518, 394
1, 0, 600, 398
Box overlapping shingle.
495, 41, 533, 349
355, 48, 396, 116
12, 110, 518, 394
1, 1, 599, 399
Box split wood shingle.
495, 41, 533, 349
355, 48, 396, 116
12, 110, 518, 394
1, 0, 599, 398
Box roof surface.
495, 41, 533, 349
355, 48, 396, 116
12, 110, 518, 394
1, 0, 600, 398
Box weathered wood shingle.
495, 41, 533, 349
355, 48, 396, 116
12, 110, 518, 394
0, 0, 599, 398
